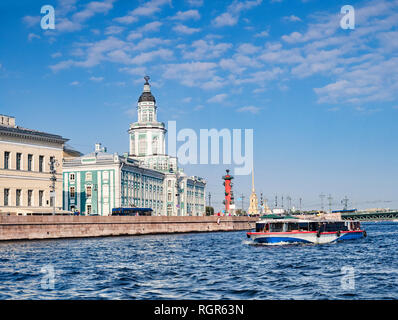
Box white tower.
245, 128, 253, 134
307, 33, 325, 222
129, 76, 166, 157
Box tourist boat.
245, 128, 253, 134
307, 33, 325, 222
247, 217, 366, 244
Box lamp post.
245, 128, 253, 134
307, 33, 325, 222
94, 184, 99, 215
48, 157, 59, 215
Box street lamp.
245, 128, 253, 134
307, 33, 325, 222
48, 157, 59, 215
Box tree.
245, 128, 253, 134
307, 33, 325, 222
206, 206, 214, 216
235, 209, 247, 216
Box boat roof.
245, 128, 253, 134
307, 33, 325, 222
257, 218, 345, 223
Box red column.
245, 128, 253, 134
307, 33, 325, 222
222, 169, 234, 214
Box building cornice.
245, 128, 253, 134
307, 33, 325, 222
0, 126, 68, 145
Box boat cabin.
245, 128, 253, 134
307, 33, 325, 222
255, 219, 360, 233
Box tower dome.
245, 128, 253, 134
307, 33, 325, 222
138, 76, 156, 103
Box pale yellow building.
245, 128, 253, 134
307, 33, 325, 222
0, 115, 68, 215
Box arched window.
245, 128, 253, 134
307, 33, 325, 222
139, 137, 146, 155
152, 137, 158, 154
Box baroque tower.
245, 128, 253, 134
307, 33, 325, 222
129, 76, 167, 158
248, 168, 259, 215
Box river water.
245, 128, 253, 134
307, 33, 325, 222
0, 222, 397, 299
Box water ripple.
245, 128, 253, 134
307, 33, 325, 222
0, 223, 397, 299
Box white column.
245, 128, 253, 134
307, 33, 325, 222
130, 134, 134, 155
147, 131, 153, 156
135, 132, 139, 156
98, 171, 102, 215
77, 172, 81, 212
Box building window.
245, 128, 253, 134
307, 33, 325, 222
86, 186, 92, 198
103, 171, 109, 181
27, 154, 33, 171
16, 189, 21, 206
4, 189, 9, 206
167, 204, 172, 216
168, 180, 171, 188
70, 187, 75, 198
70, 173, 75, 182
39, 190, 44, 206
39, 156, 44, 172
139, 138, 146, 155
168, 192, 172, 202
85, 172, 92, 181
28, 190, 33, 206
16, 153, 22, 170
4, 152, 10, 169
87, 205, 92, 214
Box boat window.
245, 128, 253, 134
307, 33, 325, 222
256, 223, 265, 232
298, 223, 309, 231
287, 223, 299, 231
270, 223, 283, 232
309, 223, 318, 231
324, 222, 346, 232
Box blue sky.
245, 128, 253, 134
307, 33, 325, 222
1, 0, 398, 211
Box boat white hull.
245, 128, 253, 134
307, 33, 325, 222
247, 230, 365, 244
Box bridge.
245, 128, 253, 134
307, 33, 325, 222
340, 210, 398, 221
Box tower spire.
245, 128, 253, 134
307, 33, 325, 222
248, 166, 258, 216
143, 75, 151, 93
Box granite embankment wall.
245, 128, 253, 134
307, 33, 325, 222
0, 216, 257, 241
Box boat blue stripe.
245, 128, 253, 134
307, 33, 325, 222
254, 237, 312, 244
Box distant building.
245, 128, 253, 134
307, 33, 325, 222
0, 114, 68, 215
62, 77, 206, 216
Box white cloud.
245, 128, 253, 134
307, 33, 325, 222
139, 21, 162, 32
22, 15, 40, 28
127, 31, 143, 41
186, 0, 203, 6
181, 40, 232, 60
236, 106, 261, 114
28, 33, 40, 41
254, 30, 269, 37
163, 62, 218, 87
237, 43, 260, 55
171, 10, 201, 21
173, 24, 201, 34
104, 25, 125, 35
56, 0, 117, 33
267, 0, 398, 106
133, 38, 170, 51
114, 0, 171, 24
70, 81, 80, 86
89, 76, 104, 82
51, 52, 62, 58
131, 48, 174, 64
283, 15, 302, 22
213, 12, 238, 27
119, 67, 146, 75
213, 0, 263, 27
207, 93, 227, 103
